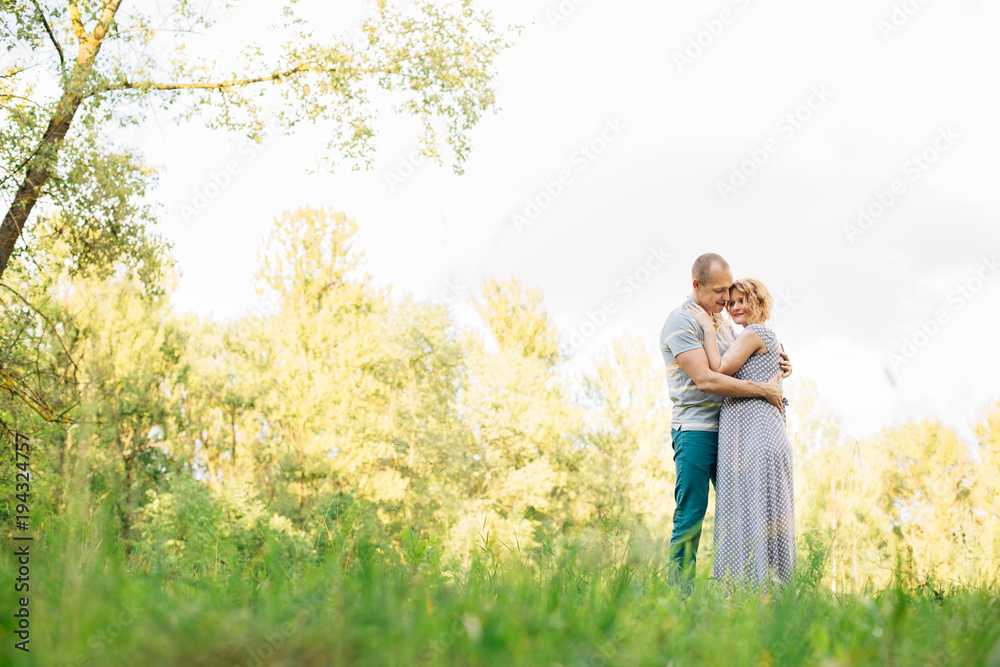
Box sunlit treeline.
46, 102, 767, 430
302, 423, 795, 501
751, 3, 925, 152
1, 207, 997, 591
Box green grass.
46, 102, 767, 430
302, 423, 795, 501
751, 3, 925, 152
2, 509, 1000, 667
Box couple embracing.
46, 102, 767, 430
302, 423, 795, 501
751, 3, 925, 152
659, 253, 795, 596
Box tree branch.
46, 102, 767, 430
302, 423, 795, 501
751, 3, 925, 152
0, 283, 81, 379
31, 1, 64, 65
0, 364, 75, 424
67, 0, 87, 43
0, 92, 48, 108
1, 66, 28, 80
96, 63, 315, 95
0, 139, 47, 190
92, 0, 124, 44
92, 56, 441, 99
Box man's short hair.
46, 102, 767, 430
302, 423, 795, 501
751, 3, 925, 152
692, 253, 730, 284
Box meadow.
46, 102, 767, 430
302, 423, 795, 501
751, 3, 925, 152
2, 209, 999, 666
3, 499, 998, 667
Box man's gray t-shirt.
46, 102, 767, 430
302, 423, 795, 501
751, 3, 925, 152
660, 295, 736, 431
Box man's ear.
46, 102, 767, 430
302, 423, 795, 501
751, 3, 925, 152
691, 279, 700, 291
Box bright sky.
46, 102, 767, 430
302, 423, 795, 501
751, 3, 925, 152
123, 0, 1000, 443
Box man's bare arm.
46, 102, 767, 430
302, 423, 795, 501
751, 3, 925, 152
676, 347, 783, 411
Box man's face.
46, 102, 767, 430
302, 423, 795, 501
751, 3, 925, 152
693, 264, 734, 315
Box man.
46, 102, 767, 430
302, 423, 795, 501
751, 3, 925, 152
659, 252, 791, 589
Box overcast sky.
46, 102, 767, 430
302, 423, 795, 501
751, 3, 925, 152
124, 0, 1000, 443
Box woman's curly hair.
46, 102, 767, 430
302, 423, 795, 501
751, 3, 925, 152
729, 278, 773, 325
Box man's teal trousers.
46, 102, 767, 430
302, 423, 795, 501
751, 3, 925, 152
668, 427, 719, 587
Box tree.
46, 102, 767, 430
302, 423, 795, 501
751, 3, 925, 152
577, 335, 674, 532
0, 0, 517, 277
37, 259, 183, 540
373, 294, 471, 530
442, 277, 580, 565
471, 276, 564, 367
244, 207, 389, 521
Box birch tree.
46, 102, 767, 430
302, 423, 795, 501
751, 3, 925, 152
0, 0, 516, 278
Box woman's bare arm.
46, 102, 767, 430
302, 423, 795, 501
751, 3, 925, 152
715, 328, 767, 376
684, 304, 723, 370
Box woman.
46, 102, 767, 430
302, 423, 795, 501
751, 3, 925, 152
685, 278, 795, 596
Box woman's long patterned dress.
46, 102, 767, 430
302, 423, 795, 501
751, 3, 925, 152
712, 323, 795, 595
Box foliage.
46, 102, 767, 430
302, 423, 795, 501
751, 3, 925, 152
1, 203, 999, 665
1, 502, 998, 666
0, 0, 519, 279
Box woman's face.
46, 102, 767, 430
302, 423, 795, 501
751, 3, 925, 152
727, 288, 750, 325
